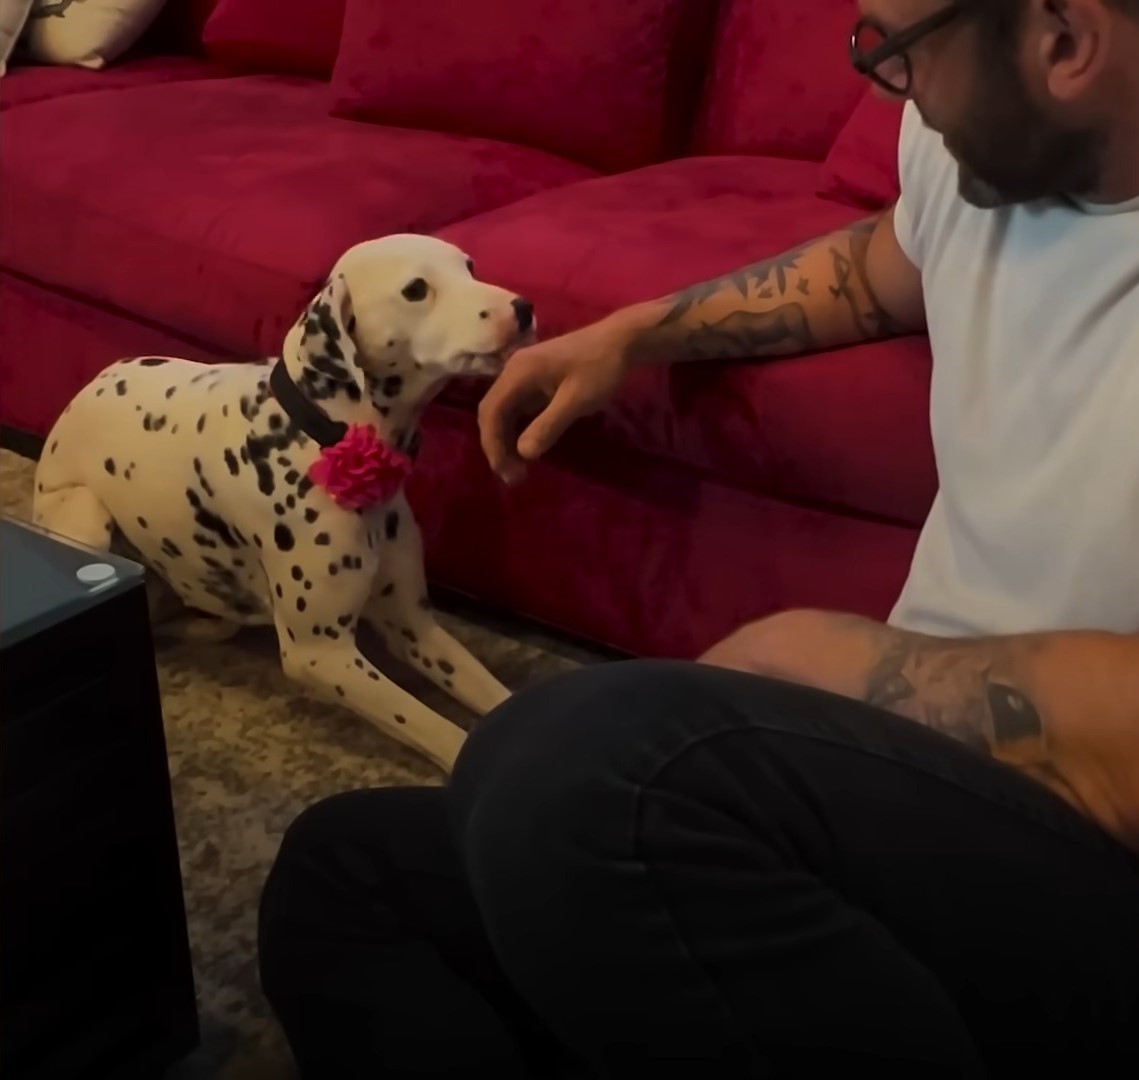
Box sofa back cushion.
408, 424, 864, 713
817, 89, 905, 209
202, 0, 345, 78
329, 0, 716, 173
694, 0, 868, 161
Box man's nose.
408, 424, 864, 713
511, 297, 534, 333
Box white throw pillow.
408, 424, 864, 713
0, 0, 34, 76
23, 0, 167, 70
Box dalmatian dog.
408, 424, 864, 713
33, 234, 535, 774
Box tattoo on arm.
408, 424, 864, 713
629, 216, 905, 365
861, 631, 1083, 804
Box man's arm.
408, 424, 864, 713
620, 206, 926, 368
703, 611, 1139, 848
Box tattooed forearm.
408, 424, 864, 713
863, 630, 1050, 760
625, 214, 908, 367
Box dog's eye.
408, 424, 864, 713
401, 278, 429, 302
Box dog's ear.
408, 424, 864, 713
283, 274, 367, 398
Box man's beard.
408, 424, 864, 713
941, 63, 1104, 209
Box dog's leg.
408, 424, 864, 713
364, 500, 511, 717
266, 554, 466, 774
33, 485, 114, 550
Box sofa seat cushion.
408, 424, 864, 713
0, 75, 596, 357
439, 158, 936, 526
0, 55, 229, 110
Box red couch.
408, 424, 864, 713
0, 0, 934, 658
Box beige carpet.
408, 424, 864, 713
1, 449, 601, 1079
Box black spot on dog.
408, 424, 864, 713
192, 498, 239, 547
304, 508, 319, 524
444, 679, 453, 689
285, 469, 300, 485
275, 584, 284, 598
275, 523, 295, 551
286, 495, 296, 510
368, 671, 380, 682
410, 648, 420, 659
313, 625, 322, 637
50, 440, 58, 454
185, 488, 202, 510
328, 562, 339, 575
137, 516, 148, 529
382, 375, 403, 398
197, 414, 207, 434
291, 566, 303, 581
353, 556, 363, 570
287, 627, 296, 642
165, 386, 177, 399
394, 714, 407, 725
423, 658, 433, 669
304, 580, 312, 591
116, 380, 128, 395
335, 685, 345, 698
203, 556, 223, 570
269, 413, 284, 432
380, 582, 394, 597
345, 383, 362, 403
297, 597, 307, 613
194, 533, 218, 549
139, 357, 168, 367
378, 406, 391, 418
161, 538, 182, 558
172, 424, 180, 435
324, 628, 339, 640
254, 533, 263, 548
104, 458, 116, 476
96, 388, 105, 397
401, 628, 417, 644
297, 476, 314, 498
240, 395, 254, 421
315, 532, 330, 546
347, 315, 357, 334
385, 511, 399, 540
224, 448, 240, 476
277, 455, 291, 467
337, 614, 353, 627
341, 554, 354, 569
438, 659, 455, 675
240, 445, 249, 464
222, 404, 229, 418
274, 503, 286, 516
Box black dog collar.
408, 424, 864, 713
269, 359, 347, 449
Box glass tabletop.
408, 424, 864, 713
0, 515, 146, 650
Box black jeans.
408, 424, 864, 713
258, 661, 1139, 1078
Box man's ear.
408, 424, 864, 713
283, 274, 368, 399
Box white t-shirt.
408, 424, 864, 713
888, 102, 1139, 638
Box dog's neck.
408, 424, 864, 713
281, 350, 442, 454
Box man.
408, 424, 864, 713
259, 1, 1139, 1075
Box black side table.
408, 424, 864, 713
1, 516, 199, 1079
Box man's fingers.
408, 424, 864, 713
478, 376, 529, 483
516, 382, 582, 462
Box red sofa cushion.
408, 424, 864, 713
0, 75, 595, 357
439, 161, 936, 526
818, 89, 905, 209
0, 55, 229, 111
202, 0, 345, 78
695, 0, 868, 161
330, 0, 714, 173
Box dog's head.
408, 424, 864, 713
285, 235, 534, 393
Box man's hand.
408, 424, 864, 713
478, 317, 633, 485
702, 611, 1139, 850
477, 208, 925, 483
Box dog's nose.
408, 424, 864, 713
511, 297, 535, 333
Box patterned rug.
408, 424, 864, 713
0, 449, 601, 1079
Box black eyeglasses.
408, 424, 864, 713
850, 2, 975, 96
